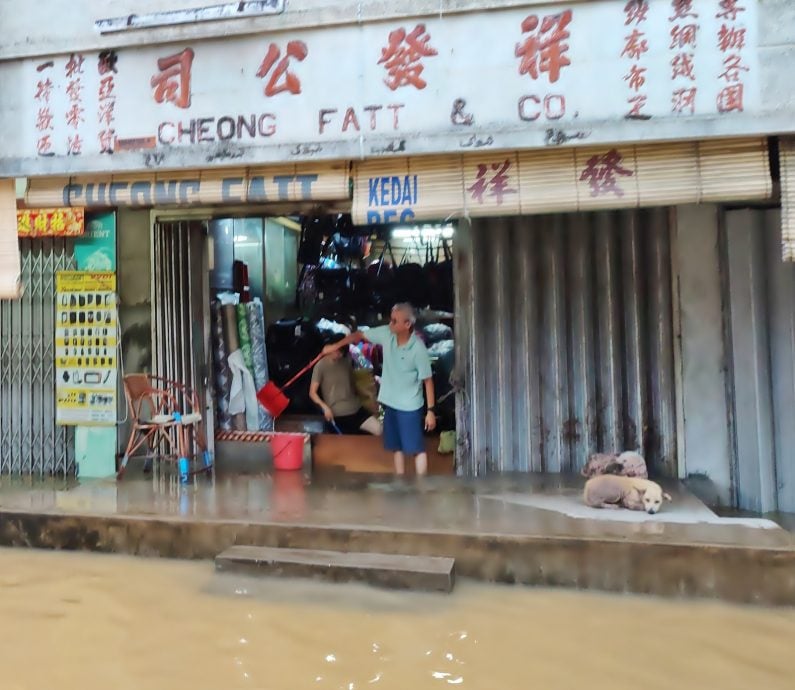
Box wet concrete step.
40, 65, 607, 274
215, 545, 455, 593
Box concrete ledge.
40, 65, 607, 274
216, 545, 455, 592
0, 508, 794, 605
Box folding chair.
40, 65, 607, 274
117, 373, 212, 482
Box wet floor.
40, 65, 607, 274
0, 473, 792, 549
0, 547, 793, 690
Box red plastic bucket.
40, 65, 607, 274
269, 433, 306, 471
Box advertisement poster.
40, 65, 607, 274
74, 211, 116, 271
55, 271, 117, 426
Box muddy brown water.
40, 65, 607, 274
0, 548, 793, 690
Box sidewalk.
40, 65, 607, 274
0, 472, 793, 605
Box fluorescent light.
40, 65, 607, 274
95, 1, 284, 34
392, 225, 454, 241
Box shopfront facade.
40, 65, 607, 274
1, 0, 794, 512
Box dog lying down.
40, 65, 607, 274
581, 451, 648, 479
583, 475, 672, 514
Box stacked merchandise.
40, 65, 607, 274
210, 294, 274, 432
295, 215, 454, 326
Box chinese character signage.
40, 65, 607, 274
55, 271, 117, 426
0, 0, 763, 174
352, 137, 771, 223
17, 208, 84, 237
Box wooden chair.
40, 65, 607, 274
117, 373, 212, 482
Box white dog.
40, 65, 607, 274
583, 475, 672, 514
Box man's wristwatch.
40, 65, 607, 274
427, 407, 436, 413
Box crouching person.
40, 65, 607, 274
310, 333, 381, 435
322, 303, 436, 476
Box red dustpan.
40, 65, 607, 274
257, 353, 324, 418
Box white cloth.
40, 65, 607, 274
227, 349, 260, 431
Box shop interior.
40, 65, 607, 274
205, 213, 457, 474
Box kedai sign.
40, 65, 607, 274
366, 174, 419, 223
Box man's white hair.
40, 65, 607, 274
391, 302, 417, 325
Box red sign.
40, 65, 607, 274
17, 208, 85, 237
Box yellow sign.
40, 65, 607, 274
56, 271, 116, 293
55, 271, 117, 426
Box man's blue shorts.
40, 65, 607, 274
383, 406, 425, 455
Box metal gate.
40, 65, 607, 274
456, 208, 677, 477
0, 239, 75, 476
151, 220, 212, 444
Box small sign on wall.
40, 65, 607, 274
55, 271, 117, 426
17, 207, 84, 237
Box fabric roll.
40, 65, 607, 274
210, 301, 232, 431
222, 304, 245, 430
228, 349, 260, 432
246, 300, 274, 431
236, 303, 255, 375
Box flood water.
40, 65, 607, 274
1, 548, 793, 690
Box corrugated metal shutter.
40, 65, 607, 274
0, 238, 76, 475
723, 208, 795, 513
0, 179, 22, 298
779, 138, 795, 262
352, 138, 771, 224
455, 208, 676, 476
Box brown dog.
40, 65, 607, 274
581, 450, 648, 479
583, 475, 672, 514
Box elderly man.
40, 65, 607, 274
322, 303, 436, 475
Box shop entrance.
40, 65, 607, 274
153, 213, 457, 475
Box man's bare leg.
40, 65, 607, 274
415, 452, 428, 476
394, 451, 406, 475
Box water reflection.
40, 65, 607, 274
0, 547, 793, 690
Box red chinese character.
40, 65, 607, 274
718, 25, 746, 52
35, 107, 54, 131
37, 135, 53, 155
34, 78, 53, 102
257, 41, 309, 96
670, 24, 698, 49
66, 79, 83, 103
98, 76, 115, 101
716, 1, 746, 21
99, 129, 116, 154
98, 100, 115, 126
627, 94, 648, 117
98, 50, 118, 75
717, 84, 744, 112
515, 10, 573, 84
67, 134, 83, 155
65, 103, 84, 129
669, 0, 698, 20
378, 25, 438, 91
720, 54, 750, 82
671, 53, 696, 80
467, 160, 517, 206
579, 149, 634, 198
672, 87, 697, 114
624, 64, 647, 92
621, 29, 649, 60
624, 0, 649, 25
65, 53, 85, 78
151, 48, 194, 109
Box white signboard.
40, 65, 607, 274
1, 0, 760, 174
